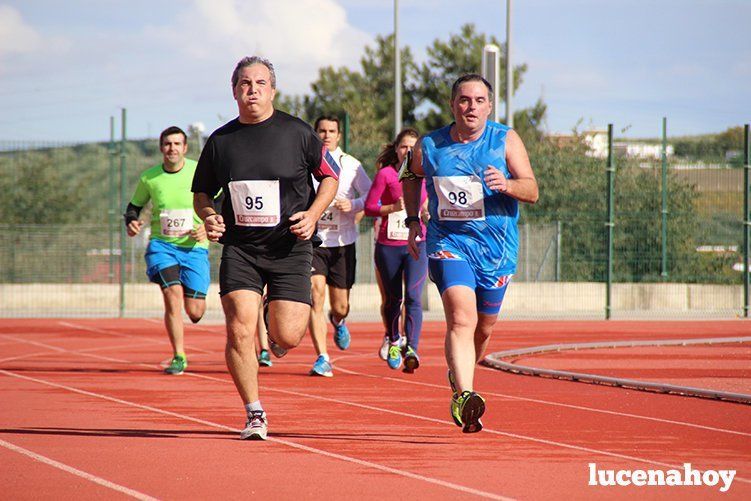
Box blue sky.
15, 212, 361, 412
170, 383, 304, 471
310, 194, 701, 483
0, 0, 748, 142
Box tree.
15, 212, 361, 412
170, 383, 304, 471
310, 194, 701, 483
278, 24, 548, 170
278, 34, 419, 151
414, 23, 527, 130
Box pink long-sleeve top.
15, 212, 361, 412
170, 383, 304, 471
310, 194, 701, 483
364, 164, 428, 246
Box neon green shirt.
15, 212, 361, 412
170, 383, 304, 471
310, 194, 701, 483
130, 158, 208, 249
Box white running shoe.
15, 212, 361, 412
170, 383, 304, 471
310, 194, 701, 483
240, 410, 268, 440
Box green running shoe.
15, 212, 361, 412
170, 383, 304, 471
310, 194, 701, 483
387, 344, 402, 369
402, 346, 420, 373
164, 355, 187, 375
450, 391, 485, 433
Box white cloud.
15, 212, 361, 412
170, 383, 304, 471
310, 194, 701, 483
0, 5, 43, 56
143, 0, 372, 94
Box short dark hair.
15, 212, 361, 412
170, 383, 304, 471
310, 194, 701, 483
314, 115, 341, 132
159, 126, 187, 146
450, 74, 493, 101
231, 56, 276, 89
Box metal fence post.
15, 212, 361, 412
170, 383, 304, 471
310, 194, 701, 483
119, 108, 127, 318
108, 116, 116, 284
556, 220, 562, 282
606, 124, 615, 319
661, 116, 668, 278
744, 123, 750, 318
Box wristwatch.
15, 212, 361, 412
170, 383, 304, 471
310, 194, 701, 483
404, 216, 421, 226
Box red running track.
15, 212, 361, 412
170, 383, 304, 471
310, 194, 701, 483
1, 319, 750, 500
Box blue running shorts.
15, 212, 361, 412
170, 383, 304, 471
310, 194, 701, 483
144, 239, 210, 298
428, 252, 511, 315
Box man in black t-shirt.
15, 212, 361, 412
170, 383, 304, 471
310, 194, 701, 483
193, 56, 339, 440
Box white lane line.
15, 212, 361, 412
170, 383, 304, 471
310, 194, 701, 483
0, 341, 167, 364
8, 333, 751, 484
59, 321, 216, 355
190, 370, 751, 483
7, 330, 750, 439
0, 438, 157, 501
142, 318, 225, 334
0, 370, 511, 501
331, 359, 751, 438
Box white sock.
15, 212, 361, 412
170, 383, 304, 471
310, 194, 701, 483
320, 353, 330, 362
244, 401, 263, 415
331, 314, 344, 326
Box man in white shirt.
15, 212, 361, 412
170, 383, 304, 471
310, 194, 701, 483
308, 115, 372, 377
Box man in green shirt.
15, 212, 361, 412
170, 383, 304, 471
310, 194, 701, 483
124, 126, 210, 375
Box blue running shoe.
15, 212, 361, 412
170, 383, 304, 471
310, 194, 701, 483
387, 344, 402, 370
310, 355, 333, 377
402, 346, 420, 373
258, 349, 272, 367
329, 313, 350, 350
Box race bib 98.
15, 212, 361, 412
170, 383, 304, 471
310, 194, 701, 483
434, 176, 485, 221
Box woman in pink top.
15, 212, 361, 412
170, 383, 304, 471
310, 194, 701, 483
364, 128, 428, 373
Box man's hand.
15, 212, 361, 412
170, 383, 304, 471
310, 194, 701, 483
289, 211, 318, 240
407, 222, 422, 260
126, 220, 143, 237
333, 197, 352, 213
484, 165, 508, 193
191, 224, 208, 242
204, 214, 225, 242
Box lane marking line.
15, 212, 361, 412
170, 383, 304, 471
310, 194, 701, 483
0, 438, 158, 501
6, 330, 750, 439
0, 370, 511, 501
9, 328, 750, 485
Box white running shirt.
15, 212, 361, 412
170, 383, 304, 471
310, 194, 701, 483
314, 147, 372, 247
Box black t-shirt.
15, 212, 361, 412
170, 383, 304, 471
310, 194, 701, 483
192, 111, 337, 253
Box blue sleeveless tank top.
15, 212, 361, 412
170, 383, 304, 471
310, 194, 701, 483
421, 121, 519, 279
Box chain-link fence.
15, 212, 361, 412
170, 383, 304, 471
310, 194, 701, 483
1, 123, 748, 319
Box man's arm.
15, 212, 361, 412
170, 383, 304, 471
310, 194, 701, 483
194, 192, 225, 242
484, 129, 538, 204
290, 176, 338, 240
402, 141, 426, 260
349, 163, 372, 213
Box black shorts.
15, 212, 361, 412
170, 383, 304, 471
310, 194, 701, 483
219, 240, 313, 305
311, 243, 356, 289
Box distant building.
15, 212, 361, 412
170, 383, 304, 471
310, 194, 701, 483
546, 129, 674, 160
615, 142, 674, 160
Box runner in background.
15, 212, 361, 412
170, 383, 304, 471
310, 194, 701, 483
364, 128, 428, 373
124, 126, 210, 376
307, 115, 372, 377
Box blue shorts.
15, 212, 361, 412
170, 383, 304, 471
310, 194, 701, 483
144, 239, 210, 298
428, 253, 511, 315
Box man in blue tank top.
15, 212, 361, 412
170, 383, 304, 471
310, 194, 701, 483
401, 74, 539, 433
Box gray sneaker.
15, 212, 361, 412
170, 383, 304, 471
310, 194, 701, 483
240, 410, 268, 440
